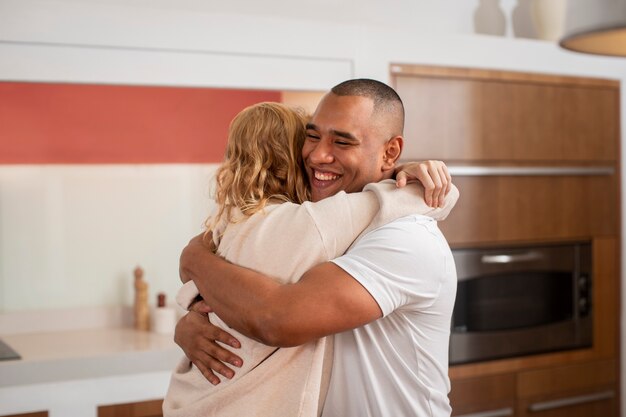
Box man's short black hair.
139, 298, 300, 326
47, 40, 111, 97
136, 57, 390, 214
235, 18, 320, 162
331, 78, 405, 134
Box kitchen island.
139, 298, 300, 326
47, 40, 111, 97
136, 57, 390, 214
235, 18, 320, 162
0, 327, 182, 417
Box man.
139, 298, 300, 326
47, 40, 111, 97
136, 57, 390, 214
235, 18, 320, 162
176, 79, 456, 416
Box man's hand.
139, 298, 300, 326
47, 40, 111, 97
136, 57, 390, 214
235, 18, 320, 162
188, 297, 213, 314
174, 307, 243, 385
180, 232, 215, 284
395, 160, 452, 207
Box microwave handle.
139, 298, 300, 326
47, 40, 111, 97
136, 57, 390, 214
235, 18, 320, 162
481, 251, 543, 264
455, 407, 514, 417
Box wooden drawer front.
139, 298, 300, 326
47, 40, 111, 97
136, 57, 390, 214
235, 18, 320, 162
518, 386, 616, 417
517, 360, 616, 398
98, 399, 163, 417
450, 373, 516, 416
517, 361, 617, 417
0, 413, 48, 417
440, 175, 618, 245
395, 75, 618, 162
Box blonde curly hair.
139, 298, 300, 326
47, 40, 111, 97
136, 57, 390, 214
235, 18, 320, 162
206, 102, 310, 234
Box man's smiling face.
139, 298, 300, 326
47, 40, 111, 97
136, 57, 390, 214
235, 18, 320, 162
303, 93, 393, 202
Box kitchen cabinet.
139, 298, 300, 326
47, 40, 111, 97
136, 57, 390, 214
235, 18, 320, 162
98, 399, 162, 417
450, 360, 617, 417
391, 64, 620, 246
391, 65, 620, 417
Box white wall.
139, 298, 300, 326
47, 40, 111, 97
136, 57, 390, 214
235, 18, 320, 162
0, 165, 217, 310
1, 0, 625, 411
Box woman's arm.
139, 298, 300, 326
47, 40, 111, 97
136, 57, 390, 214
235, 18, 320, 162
395, 160, 452, 207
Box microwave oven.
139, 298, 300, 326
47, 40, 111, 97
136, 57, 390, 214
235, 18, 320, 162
449, 241, 592, 365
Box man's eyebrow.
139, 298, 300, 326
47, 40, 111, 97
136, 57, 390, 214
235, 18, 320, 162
330, 129, 358, 141
305, 123, 358, 142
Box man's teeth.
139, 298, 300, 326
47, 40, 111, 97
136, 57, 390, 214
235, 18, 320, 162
314, 171, 339, 181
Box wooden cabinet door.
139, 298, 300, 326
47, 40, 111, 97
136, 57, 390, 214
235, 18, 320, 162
516, 360, 617, 417
450, 373, 516, 417
439, 174, 618, 245
392, 66, 619, 163
517, 387, 616, 417
480, 81, 617, 162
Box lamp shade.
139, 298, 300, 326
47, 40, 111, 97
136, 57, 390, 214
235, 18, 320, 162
559, 0, 626, 56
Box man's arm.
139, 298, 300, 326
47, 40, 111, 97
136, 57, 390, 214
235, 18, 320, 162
180, 238, 382, 347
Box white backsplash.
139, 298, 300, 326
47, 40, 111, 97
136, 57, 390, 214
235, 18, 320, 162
0, 164, 218, 313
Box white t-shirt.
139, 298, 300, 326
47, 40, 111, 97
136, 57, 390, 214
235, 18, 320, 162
323, 215, 457, 417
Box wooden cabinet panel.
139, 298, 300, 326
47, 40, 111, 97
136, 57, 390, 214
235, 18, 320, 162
450, 373, 516, 416
439, 174, 618, 245
98, 399, 162, 417
396, 77, 486, 160
593, 238, 620, 358
517, 360, 616, 398
393, 68, 619, 163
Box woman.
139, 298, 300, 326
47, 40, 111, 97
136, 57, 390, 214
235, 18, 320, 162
163, 102, 457, 417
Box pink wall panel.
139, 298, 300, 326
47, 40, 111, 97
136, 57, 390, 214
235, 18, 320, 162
0, 82, 281, 163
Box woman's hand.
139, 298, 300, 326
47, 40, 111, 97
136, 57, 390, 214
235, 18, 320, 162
395, 160, 452, 207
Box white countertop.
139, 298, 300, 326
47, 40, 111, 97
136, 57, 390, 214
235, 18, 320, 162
0, 327, 182, 387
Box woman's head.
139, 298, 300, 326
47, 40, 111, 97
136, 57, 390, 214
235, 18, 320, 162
210, 102, 310, 226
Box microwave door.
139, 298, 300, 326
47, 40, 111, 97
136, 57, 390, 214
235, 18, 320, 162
449, 243, 592, 365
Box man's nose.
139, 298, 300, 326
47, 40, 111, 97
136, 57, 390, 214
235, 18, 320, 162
308, 140, 334, 164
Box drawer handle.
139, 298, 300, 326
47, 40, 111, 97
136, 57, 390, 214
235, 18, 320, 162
529, 390, 614, 412
481, 252, 542, 264
455, 407, 514, 417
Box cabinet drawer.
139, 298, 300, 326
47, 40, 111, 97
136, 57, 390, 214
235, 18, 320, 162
451, 373, 516, 416
0, 413, 48, 417
98, 399, 163, 417
517, 360, 616, 398
518, 386, 616, 417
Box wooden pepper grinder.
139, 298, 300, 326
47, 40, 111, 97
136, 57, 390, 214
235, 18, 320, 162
133, 266, 150, 331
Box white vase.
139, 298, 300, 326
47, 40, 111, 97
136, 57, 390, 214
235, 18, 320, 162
531, 0, 567, 41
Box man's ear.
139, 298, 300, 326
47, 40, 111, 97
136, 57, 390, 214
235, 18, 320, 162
382, 136, 403, 171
